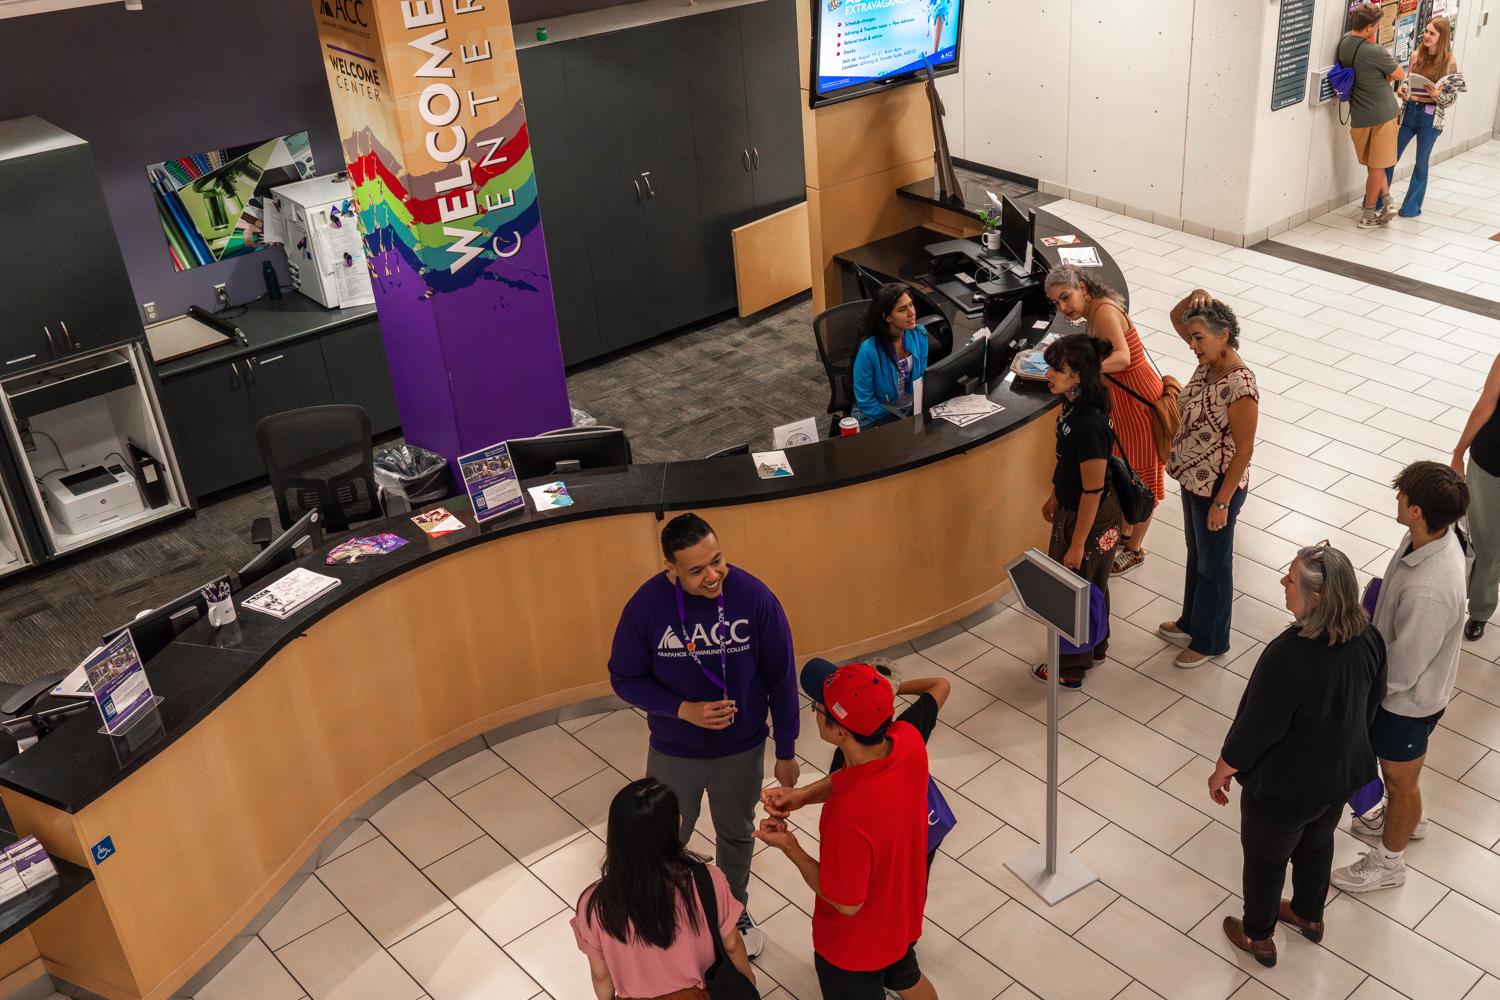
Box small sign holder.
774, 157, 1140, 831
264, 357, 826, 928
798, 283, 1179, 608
1001, 548, 1100, 905
457, 441, 525, 523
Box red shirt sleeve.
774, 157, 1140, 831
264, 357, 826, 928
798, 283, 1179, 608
817, 812, 874, 909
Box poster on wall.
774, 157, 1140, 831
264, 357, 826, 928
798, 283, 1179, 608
1393, 13, 1418, 62
147, 134, 315, 271
814, 0, 960, 99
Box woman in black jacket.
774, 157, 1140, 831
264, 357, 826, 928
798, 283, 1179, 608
1210, 542, 1387, 968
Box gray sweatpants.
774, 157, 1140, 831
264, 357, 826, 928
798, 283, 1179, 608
646, 742, 765, 908
1468, 460, 1500, 623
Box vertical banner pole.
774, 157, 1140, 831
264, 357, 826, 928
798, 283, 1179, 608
1046, 628, 1059, 876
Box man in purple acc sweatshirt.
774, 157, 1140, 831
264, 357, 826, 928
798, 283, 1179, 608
609, 513, 801, 957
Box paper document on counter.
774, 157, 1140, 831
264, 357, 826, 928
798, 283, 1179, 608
1057, 246, 1101, 267
242, 568, 341, 619
6, 837, 57, 889
753, 451, 793, 478
929, 395, 1004, 427
528, 481, 574, 510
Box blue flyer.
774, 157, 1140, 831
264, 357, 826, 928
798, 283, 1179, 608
82, 630, 157, 735
457, 442, 524, 523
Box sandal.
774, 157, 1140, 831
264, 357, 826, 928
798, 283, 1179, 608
1112, 548, 1145, 575
1031, 663, 1082, 689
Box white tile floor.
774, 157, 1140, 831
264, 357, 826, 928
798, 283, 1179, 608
1273, 139, 1500, 297
189, 185, 1500, 1000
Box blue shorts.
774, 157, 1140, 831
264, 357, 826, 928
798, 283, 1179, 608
1370, 706, 1444, 763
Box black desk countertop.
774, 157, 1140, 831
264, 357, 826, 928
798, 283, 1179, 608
154, 298, 378, 379
1, 208, 1129, 817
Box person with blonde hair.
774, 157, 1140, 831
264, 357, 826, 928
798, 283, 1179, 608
1386, 16, 1459, 217
1212, 543, 1387, 969
1045, 264, 1164, 576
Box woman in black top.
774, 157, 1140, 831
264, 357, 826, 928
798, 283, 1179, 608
1035, 334, 1122, 689
1450, 350, 1500, 640
1212, 543, 1387, 969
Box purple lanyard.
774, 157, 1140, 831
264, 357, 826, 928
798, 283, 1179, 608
675, 577, 728, 695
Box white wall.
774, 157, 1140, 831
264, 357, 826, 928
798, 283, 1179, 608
945, 0, 1500, 242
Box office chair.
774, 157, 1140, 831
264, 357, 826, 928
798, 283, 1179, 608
253, 404, 382, 545
812, 300, 870, 418
0, 672, 92, 760
850, 262, 953, 364
704, 443, 750, 459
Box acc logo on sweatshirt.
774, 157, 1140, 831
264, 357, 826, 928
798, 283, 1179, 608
657, 620, 752, 653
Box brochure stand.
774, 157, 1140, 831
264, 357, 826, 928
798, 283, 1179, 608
1001, 548, 1100, 904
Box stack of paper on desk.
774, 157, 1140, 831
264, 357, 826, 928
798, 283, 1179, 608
929, 395, 1005, 427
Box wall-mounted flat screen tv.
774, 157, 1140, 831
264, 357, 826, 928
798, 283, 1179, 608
810, 0, 963, 108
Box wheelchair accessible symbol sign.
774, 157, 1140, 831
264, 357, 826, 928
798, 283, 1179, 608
91, 836, 115, 865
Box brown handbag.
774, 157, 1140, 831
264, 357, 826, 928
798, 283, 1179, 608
1106, 371, 1181, 464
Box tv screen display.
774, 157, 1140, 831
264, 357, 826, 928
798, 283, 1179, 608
811, 0, 963, 108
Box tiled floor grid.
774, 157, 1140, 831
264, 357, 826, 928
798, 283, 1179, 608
193, 148, 1500, 1000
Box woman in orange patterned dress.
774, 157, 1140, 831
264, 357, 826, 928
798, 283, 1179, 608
1046, 265, 1165, 575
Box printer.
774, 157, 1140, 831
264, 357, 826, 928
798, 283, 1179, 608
41, 464, 144, 535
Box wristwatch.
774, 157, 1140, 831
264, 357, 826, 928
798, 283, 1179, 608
1213, 501, 1229, 511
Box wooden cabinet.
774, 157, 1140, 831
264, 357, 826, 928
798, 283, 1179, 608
518, 0, 805, 366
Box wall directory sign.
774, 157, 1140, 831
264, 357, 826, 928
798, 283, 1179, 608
1272, 0, 1316, 110
310, 0, 573, 469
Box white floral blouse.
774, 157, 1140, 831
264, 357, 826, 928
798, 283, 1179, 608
1166, 365, 1258, 499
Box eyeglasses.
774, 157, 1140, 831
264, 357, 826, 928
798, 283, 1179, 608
1310, 539, 1330, 563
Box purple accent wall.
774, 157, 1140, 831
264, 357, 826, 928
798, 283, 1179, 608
0, 0, 344, 322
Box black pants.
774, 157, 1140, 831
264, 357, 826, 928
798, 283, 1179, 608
1239, 787, 1344, 940
814, 943, 922, 999
1048, 489, 1122, 679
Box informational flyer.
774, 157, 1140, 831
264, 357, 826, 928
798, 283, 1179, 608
0, 857, 24, 905
527, 481, 574, 510
815, 0, 959, 98
325, 533, 409, 564
81, 630, 156, 736
412, 508, 466, 537
1393, 14, 1417, 63
6, 837, 58, 889
457, 442, 524, 523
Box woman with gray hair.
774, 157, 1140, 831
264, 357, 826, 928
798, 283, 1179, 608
1159, 289, 1259, 667
1210, 543, 1387, 969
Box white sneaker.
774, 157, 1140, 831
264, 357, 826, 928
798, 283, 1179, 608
737, 909, 764, 957
1331, 849, 1407, 892
1350, 805, 1428, 840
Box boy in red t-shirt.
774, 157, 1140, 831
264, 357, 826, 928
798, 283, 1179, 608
753, 660, 937, 1000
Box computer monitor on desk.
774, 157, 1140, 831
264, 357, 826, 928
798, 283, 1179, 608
980, 301, 1030, 384
102, 573, 231, 663
921, 335, 986, 413
238, 509, 323, 591
999, 196, 1035, 278
506, 427, 631, 481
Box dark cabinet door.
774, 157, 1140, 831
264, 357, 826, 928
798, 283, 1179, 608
159, 362, 259, 500
672, 11, 756, 319
561, 33, 658, 356
519, 45, 605, 366
320, 319, 400, 434
741, 0, 807, 215
0, 145, 142, 364
245, 338, 334, 423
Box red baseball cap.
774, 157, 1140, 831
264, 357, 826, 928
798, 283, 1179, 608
801, 660, 894, 737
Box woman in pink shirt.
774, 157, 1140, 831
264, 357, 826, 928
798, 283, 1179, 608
573, 778, 758, 1000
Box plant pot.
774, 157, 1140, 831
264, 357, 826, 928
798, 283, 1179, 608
981, 230, 1002, 251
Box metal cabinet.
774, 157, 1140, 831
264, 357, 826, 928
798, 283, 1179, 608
0, 117, 144, 376
517, 0, 805, 366
320, 320, 401, 435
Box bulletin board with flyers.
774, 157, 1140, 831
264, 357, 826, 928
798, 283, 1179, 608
1347, 0, 1459, 66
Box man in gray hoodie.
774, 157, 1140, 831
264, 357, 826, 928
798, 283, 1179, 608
1333, 462, 1469, 892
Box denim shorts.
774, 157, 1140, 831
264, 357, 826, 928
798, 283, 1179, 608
1370, 705, 1445, 763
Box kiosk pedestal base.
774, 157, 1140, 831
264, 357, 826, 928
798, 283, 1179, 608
1005, 843, 1098, 905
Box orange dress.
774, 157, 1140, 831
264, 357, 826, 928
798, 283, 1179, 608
1093, 304, 1165, 502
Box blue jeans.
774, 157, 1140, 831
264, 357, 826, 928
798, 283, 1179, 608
1176, 478, 1247, 656
1384, 102, 1440, 217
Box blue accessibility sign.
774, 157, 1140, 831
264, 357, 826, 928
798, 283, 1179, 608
90, 836, 115, 865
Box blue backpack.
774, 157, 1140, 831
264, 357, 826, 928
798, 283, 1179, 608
1328, 37, 1364, 106
1059, 581, 1108, 656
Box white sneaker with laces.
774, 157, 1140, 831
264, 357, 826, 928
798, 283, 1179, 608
1350, 805, 1428, 840
737, 909, 764, 957
1331, 849, 1406, 892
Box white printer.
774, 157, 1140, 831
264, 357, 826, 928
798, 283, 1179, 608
41, 464, 144, 535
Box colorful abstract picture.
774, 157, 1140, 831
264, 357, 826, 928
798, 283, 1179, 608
148, 133, 315, 271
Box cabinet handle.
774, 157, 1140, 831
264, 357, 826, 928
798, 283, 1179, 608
5, 355, 36, 366
751, 148, 760, 170
230, 362, 241, 390
60, 320, 75, 352
244, 359, 256, 385
259, 355, 285, 364
43, 326, 57, 358
743, 150, 751, 172
633, 178, 643, 204
640, 172, 654, 200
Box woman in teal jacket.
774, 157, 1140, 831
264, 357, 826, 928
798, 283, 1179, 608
852, 282, 930, 426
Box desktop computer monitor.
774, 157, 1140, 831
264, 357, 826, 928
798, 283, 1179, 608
981, 301, 1028, 384
238, 509, 323, 591
506, 427, 631, 481
921, 335, 986, 413
102, 572, 231, 663
1000, 196, 1035, 275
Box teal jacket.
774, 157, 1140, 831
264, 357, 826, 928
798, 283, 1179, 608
853, 326, 929, 424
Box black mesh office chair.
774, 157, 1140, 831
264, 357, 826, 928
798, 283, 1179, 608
850, 262, 953, 363
254, 405, 382, 542
705, 443, 750, 458
813, 300, 870, 419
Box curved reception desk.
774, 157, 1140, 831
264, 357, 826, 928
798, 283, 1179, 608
0, 218, 1127, 1000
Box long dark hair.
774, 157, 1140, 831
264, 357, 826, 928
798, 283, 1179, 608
585, 778, 706, 948
855, 282, 915, 372
1043, 333, 1112, 411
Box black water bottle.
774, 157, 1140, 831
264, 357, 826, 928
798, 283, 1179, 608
263, 261, 281, 300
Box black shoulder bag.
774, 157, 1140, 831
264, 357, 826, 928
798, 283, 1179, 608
690, 864, 759, 1000
1107, 422, 1157, 525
